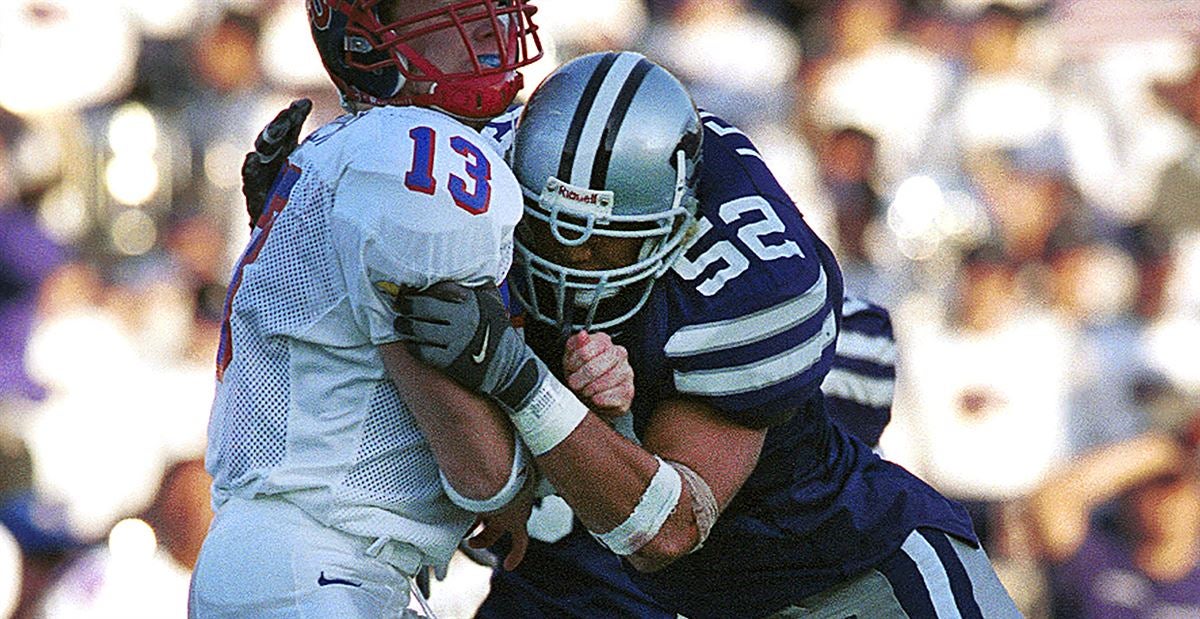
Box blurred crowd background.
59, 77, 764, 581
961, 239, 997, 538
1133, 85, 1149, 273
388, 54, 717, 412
3, 0, 1200, 617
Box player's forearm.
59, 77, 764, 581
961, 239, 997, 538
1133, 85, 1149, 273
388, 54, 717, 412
380, 342, 519, 502
535, 412, 703, 570
386, 283, 715, 562
536, 413, 666, 527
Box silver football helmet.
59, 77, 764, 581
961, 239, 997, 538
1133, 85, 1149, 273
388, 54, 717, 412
509, 51, 703, 331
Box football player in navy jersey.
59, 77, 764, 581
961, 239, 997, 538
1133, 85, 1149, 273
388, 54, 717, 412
392, 51, 1021, 618
472, 295, 899, 619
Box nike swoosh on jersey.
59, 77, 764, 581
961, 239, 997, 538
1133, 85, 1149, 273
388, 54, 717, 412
317, 572, 362, 588
472, 326, 491, 364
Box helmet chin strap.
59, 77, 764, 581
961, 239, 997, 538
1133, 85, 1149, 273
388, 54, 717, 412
339, 54, 409, 114
560, 289, 578, 339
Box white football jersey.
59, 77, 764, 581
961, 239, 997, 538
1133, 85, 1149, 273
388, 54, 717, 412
206, 106, 523, 569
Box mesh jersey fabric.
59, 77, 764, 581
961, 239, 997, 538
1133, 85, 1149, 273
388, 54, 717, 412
206, 105, 523, 569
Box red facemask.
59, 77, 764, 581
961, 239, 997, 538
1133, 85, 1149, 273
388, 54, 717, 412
309, 0, 543, 119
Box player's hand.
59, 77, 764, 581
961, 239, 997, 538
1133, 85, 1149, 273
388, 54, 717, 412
563, 331, 634, 420
241, 98, 312, 229
393, 281, 549, 413
467, 492, 533, 571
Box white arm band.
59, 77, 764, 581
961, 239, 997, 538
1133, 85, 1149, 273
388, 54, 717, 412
666, 459, 719, 552
509, 375, 589, 456
439, 434, 531, 513
591, 456, 682, 556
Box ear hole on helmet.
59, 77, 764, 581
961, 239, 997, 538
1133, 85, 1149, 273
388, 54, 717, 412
675, 126, 702, 165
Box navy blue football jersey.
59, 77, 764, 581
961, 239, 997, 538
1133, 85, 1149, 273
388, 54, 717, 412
519, 113, 976, 618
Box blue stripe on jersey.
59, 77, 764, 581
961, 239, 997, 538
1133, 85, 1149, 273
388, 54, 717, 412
840, 297, 894, 339
832, 352, 896, 379
498, 278, 514, 313
878, 537, 942, 618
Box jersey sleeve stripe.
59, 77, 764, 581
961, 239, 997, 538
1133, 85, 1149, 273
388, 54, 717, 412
672, 310, 837, 397
664, 265, 827, 358
703, 120, 749, 139
835, 331, 897, 365
821, 367, 896, 409
735, 147, 764, 162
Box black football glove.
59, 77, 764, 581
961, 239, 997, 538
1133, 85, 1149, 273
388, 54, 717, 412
393, 281, 550, 413
241, 98, 312, 229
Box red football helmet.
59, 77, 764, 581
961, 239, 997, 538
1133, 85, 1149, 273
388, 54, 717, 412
307, 0, 543, 119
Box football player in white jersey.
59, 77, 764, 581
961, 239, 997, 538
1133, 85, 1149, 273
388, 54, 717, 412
189, 2, 559, 617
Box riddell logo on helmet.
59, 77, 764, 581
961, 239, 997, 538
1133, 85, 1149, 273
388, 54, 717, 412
558, 185, 600, 205
542, 178, 614, 216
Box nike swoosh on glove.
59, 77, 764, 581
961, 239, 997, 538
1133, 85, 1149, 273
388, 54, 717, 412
393, 281, 550, 412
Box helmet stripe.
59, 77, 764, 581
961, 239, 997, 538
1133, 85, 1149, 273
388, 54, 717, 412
557, 52, 619, 183
570, 53, 644, 187
590, 58, 654, 190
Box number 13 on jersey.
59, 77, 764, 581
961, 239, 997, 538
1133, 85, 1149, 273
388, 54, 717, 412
404, 126, 492, 214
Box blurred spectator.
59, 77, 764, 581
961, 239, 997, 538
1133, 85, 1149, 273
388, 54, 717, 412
1138, 54, 1200, 401
1024, 426, 1200, 618
0, 130, 66, 405
20, 260, 197, 544
1132, 56, 1200, 395
178, 11, 302, 263
163, 215, 228, 328
534, 0, 648, 57
0, 522, 18, 619
0, 428, 78, 619
887, 242, 1071, 545
803, 0, 956, 186
1149, 55, 1200, 236
1045, 225, 1154, 455
641, 0, 802, 126
147, 459, 213, 572
1, 2, 1199, 615
965, 148, 1071, 267
32, 459, 211, 618
817, 125, 891, 299
1053, 6, 1198, 225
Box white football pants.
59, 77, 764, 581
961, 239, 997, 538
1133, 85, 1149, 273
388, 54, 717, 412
189, 495, 428, 618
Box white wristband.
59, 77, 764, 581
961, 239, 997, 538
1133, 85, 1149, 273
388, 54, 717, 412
591, 456, 682, 556
510, 376, 589, 456
439, 434, 531, 513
